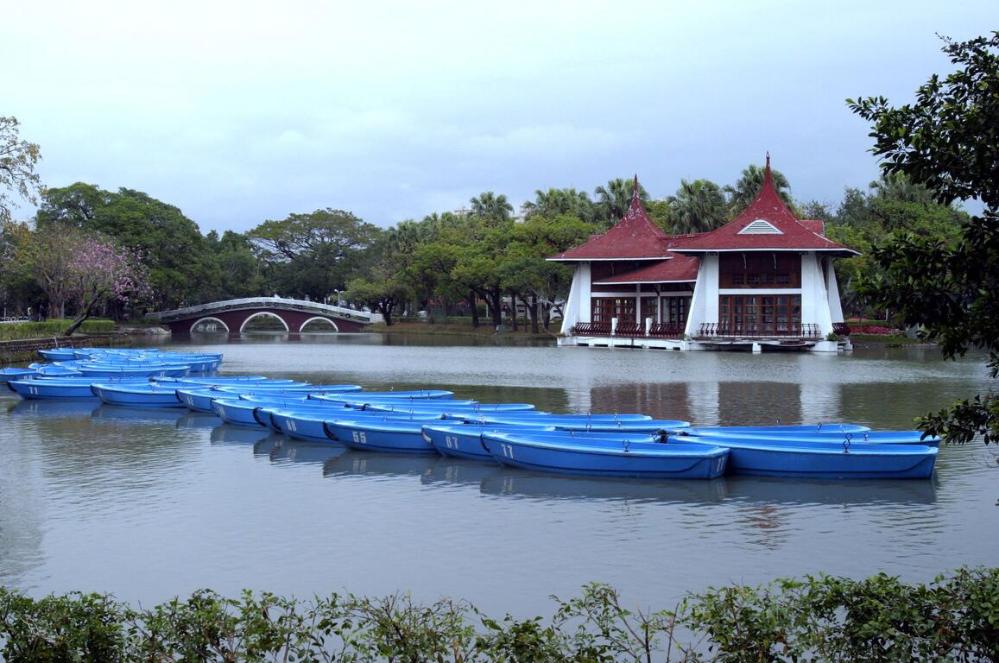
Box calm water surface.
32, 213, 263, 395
1, 333, 996, 617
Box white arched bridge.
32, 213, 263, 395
150, 297, 373, 335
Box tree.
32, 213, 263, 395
724, 163, 792, 211
594, 178, 648, 224
468, 192, 513, 223
63, 237, 150, 335
249, 209, 380, 301
0, 116, 41, 223
848, 31, 999, 444
36, 184, 215, 309
668, 179, 728, 234
521, 188, 596, 223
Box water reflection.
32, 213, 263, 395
323, 451, 441, 478
269, 439, 347, 466
176, 413, 222, 430
421, 459, 502, 488
91, 405, 187, 425
8, 399, 97, 418
479, 471, 728, 505
210, 424, 272, 446
725, 477, 937, 506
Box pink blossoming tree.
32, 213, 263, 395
63, 236, 151, 335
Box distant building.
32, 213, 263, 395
549, 158, 857, 353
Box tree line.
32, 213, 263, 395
0, 136, 969, 333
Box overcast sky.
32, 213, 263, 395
4, 1, 995, 232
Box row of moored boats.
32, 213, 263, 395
2, 348, 940, 480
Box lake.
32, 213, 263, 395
1, 333, 996, 618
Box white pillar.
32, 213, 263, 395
800, 252, 833, 336
684, 253, 718, 337
825, 257, 845, 323
611, 317, 618, 335
559, 262, 592, 335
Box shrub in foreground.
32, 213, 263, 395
0, 568, 995, 661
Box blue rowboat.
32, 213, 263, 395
37, 348, 78, 361
212, 398, 267, 426
360, 402, 538, 414
447, 412, 655, 425
211, 397, 340, 426
674, 433, 937, 479
30, 364, 82, 377
269, 408, 443, 442
215, 384, 363, 395
77, 364, 191, 378
690, 424, 870, 434
9, 378, 108, 399
314, 389, 455, 402
323, 418, 439, 454
550, 418, 691, 432
480, 431, 729, 479
320, 396, 480, 408
685, 428, 939, 447
156, 376, 293, 386
0, 367, 38, 384
91, 383, 186, 407
421, 423, 556, 460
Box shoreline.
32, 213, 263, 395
0, 328, 168, 365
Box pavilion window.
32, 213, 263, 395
719, 295, 801, 335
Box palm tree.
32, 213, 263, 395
725, 164, 793, 211
669, 179, 729, 234
594, 178, 649, 224
869, 172, 939, 205
469, 192, 513, 222
521, 188, 595, 222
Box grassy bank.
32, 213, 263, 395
0, 319, 115, 341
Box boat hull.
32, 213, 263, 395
480, 432, 728, 479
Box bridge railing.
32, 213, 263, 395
149, 297, 372, 324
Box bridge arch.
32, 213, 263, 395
298, 316, 339, 332
190, 316, 231, 334
239, 311, 290, 333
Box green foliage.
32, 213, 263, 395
36, 183, 210, 309
849, 31, 999, 444
685, 568, 999, 662
595, 178, 648, 225
0, 318, 114, 340
0, 116, 42, 224
0, 571, 996, 661
669, 179, 729, 234
249, 208, 381, 302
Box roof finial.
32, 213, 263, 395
763, 152, 773, 187
631, 174, 641, 205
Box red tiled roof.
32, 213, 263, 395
592, 253, 700, 284
674, 158, 857, 255
548, 177, 670, 261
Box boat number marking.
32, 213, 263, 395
352, 431, 367, 444
286, 419, 296, 432
501, 443, 514, 459
29, 386, 38, 396
445, 435, 459, 450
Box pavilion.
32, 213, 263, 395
549, 158, 857, 352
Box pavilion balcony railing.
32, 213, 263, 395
571, 321, 612, 336
696, 323, 822, 339
570, 320, 685, 339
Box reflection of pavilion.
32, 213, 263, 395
579, 379, 842, 427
